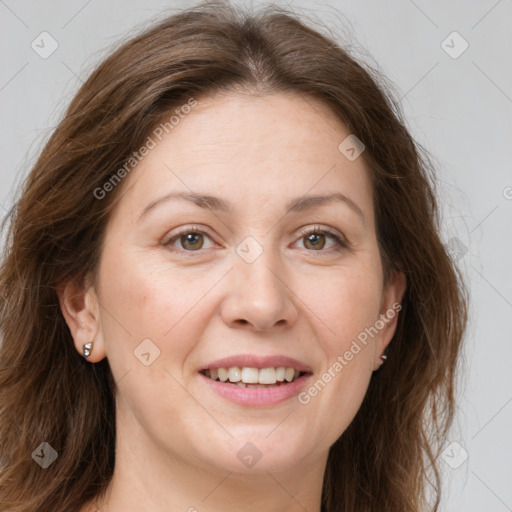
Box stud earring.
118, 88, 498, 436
82, 338, 94, 358
380, 354, 387, 362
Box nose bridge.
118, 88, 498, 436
235, 235, 284, 302
239, 246, 278, 293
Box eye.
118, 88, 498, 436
164, 226, 215, 252
294, 226, 348, 252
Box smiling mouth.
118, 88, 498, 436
200, 366, 309, 388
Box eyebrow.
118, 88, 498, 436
137, 191, 364, 222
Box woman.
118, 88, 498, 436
0, 2, 467, 511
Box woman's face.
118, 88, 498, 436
77, 92, 404, 474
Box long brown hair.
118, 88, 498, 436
0, 2, 468, 510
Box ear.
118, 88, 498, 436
373, 269, 406, 370
56, 275, 106, 362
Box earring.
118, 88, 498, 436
374, 352, 388, 372
82, 339, 94, 358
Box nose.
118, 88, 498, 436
219, 244, 299, 332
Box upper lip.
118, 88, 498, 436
200, 354, 313, 373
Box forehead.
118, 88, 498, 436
112, 91, 374, 223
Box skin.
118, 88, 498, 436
59, 91, 406, 512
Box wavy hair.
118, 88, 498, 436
0, 2, 467, 511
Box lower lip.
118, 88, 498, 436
198, 372, 312, 407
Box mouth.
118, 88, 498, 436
199, 366, 309, 388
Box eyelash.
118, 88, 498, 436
163, 224, 350, 256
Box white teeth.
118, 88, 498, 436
228, 367, 241, 382
284, 368, 295, 382
259, 367, 276, 384
241, 367, 259, 384
204, 366, 303, 384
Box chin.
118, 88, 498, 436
193, 428, 310, 474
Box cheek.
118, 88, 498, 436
296, 260, 383, 353
96, 247, 214, 433
97, 244, 223, 368
292, 265, 382, 448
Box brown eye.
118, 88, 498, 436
303, 232, 326, 250
179, 232, 204, 250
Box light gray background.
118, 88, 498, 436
1, 0, 511, 510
